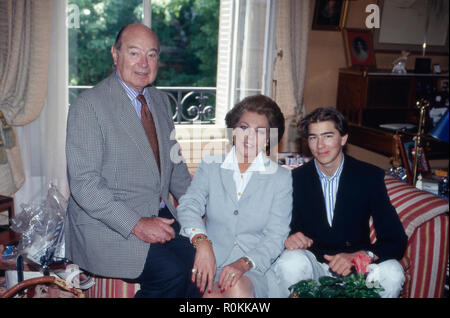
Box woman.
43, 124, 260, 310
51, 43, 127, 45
177, 94, 292, 298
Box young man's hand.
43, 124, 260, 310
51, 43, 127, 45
284, 232, 313, 250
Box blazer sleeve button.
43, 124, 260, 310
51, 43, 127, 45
345, 241, 351, 247
233, 210, 239, 215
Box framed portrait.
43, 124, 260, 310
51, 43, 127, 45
397, 135, 431, 184
373, 0, 449, 54
312, 0, 349, 31
342, 29, 376, 69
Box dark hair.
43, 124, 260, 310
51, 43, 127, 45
225, 94, 285, 144
298, 107, 348, 138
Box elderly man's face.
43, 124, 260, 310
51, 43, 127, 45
111, 25, 159, 93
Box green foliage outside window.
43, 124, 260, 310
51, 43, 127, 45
69, 0, 219, 88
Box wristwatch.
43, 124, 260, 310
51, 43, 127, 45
365, 250, 375, 260
241, 256, 254, 270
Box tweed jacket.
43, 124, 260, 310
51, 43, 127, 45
65, 73, 191, 279
177, 154, 293, 274
290, 155, 407, 263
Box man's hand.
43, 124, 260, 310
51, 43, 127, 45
284, 232, 313, 250
324, 252, 362, 276
131, 217, 175, 244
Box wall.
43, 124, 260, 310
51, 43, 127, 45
303, 0, 449, 169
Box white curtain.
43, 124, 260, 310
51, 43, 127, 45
14, 0, 69, 212
274, 0, 310, 152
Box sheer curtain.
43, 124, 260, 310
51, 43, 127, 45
14, 0, 69, 212
274, 0, 310, 152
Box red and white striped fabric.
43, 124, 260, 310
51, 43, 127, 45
84, 277, 140, 298
369, 175, 449, 298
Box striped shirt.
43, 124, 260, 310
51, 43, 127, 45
314, 155, 345, 227
115, 72, 149, 120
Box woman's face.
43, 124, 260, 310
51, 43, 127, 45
233, 111, 270, 163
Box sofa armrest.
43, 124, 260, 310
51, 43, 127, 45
369, 175, 449, 298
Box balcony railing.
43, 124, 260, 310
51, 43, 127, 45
69, 86, 216, 124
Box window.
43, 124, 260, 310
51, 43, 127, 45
68, 0, 277, 126
215, 0, 278, 126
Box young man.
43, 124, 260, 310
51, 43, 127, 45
272, 107, 407, 298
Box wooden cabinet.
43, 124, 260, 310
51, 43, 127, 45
336, 68, 449, 159
337, 68, 447, 129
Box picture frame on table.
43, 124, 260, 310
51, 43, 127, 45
397, 135, 431, 184
312, 0, 349, 31
342, 28, 377, 70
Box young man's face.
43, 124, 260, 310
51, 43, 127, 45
307, 120, 348, 175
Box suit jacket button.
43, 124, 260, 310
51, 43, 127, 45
345, 241, 351, 247
234, 210, 239, 215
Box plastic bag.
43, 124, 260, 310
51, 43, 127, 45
10, 184, 67, 266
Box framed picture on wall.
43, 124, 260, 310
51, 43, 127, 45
342, 28, 376, 70
312, 0, 349, 31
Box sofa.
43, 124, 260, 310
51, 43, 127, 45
84, 174, 449, 298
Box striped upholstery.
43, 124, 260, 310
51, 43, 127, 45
84, 277, 140, 298
369, 175, 449, 298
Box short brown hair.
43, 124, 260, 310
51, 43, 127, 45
225, 94, 285, 144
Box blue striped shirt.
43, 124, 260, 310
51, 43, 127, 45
115, 72, 149, 120
314, 155, 345, 227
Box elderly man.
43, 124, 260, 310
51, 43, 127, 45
65, 24, 199, 298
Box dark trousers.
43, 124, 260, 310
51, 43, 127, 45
134, 207, 201, 298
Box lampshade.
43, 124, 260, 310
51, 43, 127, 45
430, 110, 449, 143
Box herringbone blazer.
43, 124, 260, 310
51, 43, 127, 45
64, 73, 191, 279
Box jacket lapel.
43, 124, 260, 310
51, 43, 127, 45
307, 162, 331, 228
220, 168, 239, 207
112, 77, 161, 183
239, 158, 275, 202
331, 157, 350, 227
147, 88, 168, 187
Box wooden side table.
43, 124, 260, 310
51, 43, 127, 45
0, 195, 14, 227
0, 195, 18, 246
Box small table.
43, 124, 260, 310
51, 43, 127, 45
0, 195, 18, 246
0, 195, 14, 226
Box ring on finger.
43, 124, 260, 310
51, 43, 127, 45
229, 272, 236, 278
197, 271, 202, 275
192, 268, 197, 273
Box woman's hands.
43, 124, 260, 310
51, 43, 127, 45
191, 235, 216, 294
218, 258, 250, 293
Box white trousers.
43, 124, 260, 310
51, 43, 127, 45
270, 249, 405, 298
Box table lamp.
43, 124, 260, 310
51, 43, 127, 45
429, 110, 449, 143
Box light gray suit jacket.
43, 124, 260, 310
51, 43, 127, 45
177, 155, 292, 275
65, 73, 191, 279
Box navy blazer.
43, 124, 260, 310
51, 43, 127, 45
290, 155, 407, 263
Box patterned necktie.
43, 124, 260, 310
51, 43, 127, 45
137, 94, 160, 173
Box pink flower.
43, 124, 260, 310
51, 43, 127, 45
351, 253, 372, 274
